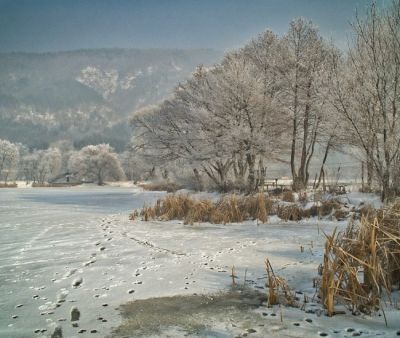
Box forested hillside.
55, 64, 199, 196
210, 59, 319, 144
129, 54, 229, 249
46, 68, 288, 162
0, 48, 221, 150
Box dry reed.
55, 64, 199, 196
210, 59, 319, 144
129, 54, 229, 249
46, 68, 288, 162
265, 259, 298, 307
138, 182, 180, 193
130, 193, 274, 225
282, 191, 295, 203
0, 182, 17, 188
319, 201, 400, 316
277, 204, 303, 221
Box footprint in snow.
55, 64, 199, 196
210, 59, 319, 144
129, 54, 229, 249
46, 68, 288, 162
72, 277, 83, 288
63, 268, 78, 278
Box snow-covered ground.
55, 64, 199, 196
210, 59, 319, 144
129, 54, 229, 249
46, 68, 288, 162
0, 188, 398, 338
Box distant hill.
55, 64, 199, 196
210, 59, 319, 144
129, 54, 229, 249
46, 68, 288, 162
0, 48, 222, 150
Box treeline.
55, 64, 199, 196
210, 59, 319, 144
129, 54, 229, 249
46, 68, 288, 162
0, 139, 130, 185
131, 2, 400, 201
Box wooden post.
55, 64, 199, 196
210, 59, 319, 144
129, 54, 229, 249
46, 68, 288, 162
361, 161, 365, 192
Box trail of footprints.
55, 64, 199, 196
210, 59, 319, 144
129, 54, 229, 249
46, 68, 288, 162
11, 216, 400, 337
10, 217, 123, 336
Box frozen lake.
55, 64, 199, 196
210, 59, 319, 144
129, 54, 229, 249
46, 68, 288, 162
0, 187, 164, 338
1, 187, 398, 338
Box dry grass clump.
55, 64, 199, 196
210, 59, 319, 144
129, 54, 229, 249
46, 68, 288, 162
319, 201, 400, 316
319, 199, 342, 217
32, 183, 50, 187
298, 192, 308, 203
185, 199, 215, 224
243, 193, 273, 223
333, 208, 347, 220
276, 204, 303, 221
306, 205, 320, 218
0, 182, 17, 188
130, 193, 273, 225
209, 195, 245, 224
138, 182, 180, 193
31, 183, 80, 188
282, 190, 295, 202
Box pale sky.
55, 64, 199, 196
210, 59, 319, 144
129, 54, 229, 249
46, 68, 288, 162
0, 0, 384, 53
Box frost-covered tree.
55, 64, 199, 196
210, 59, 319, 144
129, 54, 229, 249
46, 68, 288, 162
132, 50, 287, 192
119, 149, 150, 182
37, 148, 62, 184
130, 19, 353, 193
69, 144, 125, 185
0, 139, 19, 183
278, 18, 338, 191
330, 1, 400, 201
50, 139, 75, 173
20, 148, 62, 184
21, 152, 40, 183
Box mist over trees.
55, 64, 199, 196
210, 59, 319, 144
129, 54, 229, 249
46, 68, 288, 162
131, 1, 400, 201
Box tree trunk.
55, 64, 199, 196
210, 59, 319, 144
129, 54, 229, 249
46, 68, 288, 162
202, 160, 232, 192
193, 168, 203, 191
366, 150, 373, 190
246, 153, 256, 193
295, 80, 313, 191
257, 158, 266, 192
381, 169, 391, 202
315, 139, 331, 189
233, 154, 247, 190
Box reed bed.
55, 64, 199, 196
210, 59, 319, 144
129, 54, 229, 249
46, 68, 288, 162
319, 201, 400, 316
138, 182, 180, 193
131, 193, 349, 224
0, 182, 17, 188
130, 193, 273, 225
276, 199, 344, 221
